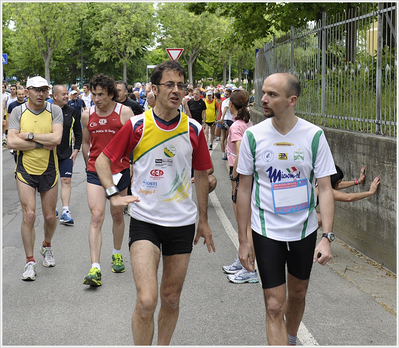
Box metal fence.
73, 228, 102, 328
254, 3, 397, 137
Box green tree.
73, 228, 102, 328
157, 3, 221, 84
186, 3, 367, 48
5, 3, 79, 83
89, 3, 157, 83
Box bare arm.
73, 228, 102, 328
120, 104, 134, 125
333, 176, 380, 202
313, 175, 335, 265
337, 165, 366, 189
232, 140, 242, 179
81, 110, 90, 168
95, 152, 140, 206
193, 169, 215, 252
183, 98, 191, 117
218, 106, 228, 123
237, 174, 255, 271
202, 110, 206, 125
18, 123, 63, 147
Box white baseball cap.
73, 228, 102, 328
26, 76, 49, 88
70, 90, 78, 95
206, 90, 213, 96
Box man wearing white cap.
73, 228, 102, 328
68, 89, 86, 119
7, 76, 63, 281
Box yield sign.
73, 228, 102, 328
166, 48, 184, 61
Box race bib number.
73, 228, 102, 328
271, 179, 309, 214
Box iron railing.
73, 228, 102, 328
254, 3, 397, 137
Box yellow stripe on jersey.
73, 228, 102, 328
133, 109, 189, 164
18, 104, 58, 175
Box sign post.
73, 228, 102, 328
166, 48, 184, 61
146, 64, 157, 83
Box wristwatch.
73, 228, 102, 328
105, 186, 120, 199
321, 232, 335, 242
28, 132, 34, 140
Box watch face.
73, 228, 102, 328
329, 233, 335, 241
28, 133, 33, 140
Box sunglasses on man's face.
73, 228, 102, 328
29, 87, 49, 93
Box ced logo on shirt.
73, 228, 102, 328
150, 169, 164, 179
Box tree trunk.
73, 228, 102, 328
123, 62, 127, 83
222, 63, 227, 86
43, 55, 51, 83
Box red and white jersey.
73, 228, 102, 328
86, 102, 130, 174
103, 109, 212, 226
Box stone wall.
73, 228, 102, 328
250, 108, 397, 273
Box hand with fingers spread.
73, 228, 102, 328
194, 220, 215, 253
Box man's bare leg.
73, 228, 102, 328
130, 240, 161, 345
157, 253, 190, 345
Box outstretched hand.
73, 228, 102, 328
194, 221, 215, 253
358, 165, 366, 184
369, 176, 380, 194
109, 194, 140, 207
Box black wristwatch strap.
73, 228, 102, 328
105, 186, 120, 199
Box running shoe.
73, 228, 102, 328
228, 268, 259, 284
209, 144, 213, 150
222, 152, 227, 160
40, 246, 55, 267
60, 211, 74, 225
21, 262, 36, 281
83, 267, 102, 286
222, 256, 243, 274
2, 138, 7, 147
112, 253, 125, 273
55, 208, 59, 219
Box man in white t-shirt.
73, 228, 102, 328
80, 83, 93, 107
236, 73, 336, 346
2, 84, 17, 146
217, 88, 233, 159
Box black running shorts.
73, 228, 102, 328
128, 217, 195, 256
253, 230, 317, 289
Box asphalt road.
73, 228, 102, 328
2, 141, 397, 346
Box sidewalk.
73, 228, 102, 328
325, 233, 396, 316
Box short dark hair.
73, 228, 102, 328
330, 165, 344, 189
151, 61, 186, 86
115, 80, 128, 91
90, 73, 117, 98
83, 83, 90, 89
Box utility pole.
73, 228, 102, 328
80, 21, 84, 88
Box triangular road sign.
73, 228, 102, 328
166, 48, 184, 61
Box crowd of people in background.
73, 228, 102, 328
3, 63, 380, 346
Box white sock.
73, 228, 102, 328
113, 248, 121, 255
92, 263, 101, 271
62, 206, 69, 213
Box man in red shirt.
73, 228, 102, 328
95, 61, 215, 345
81, 74, 134, 286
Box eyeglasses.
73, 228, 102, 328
157, 82, 186, 90
29, 87, 49, 93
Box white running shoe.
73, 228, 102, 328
228, 268, 259, 284
222, 256, 243, 274
40, 246, 55, 267
21, 262, 37, 281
